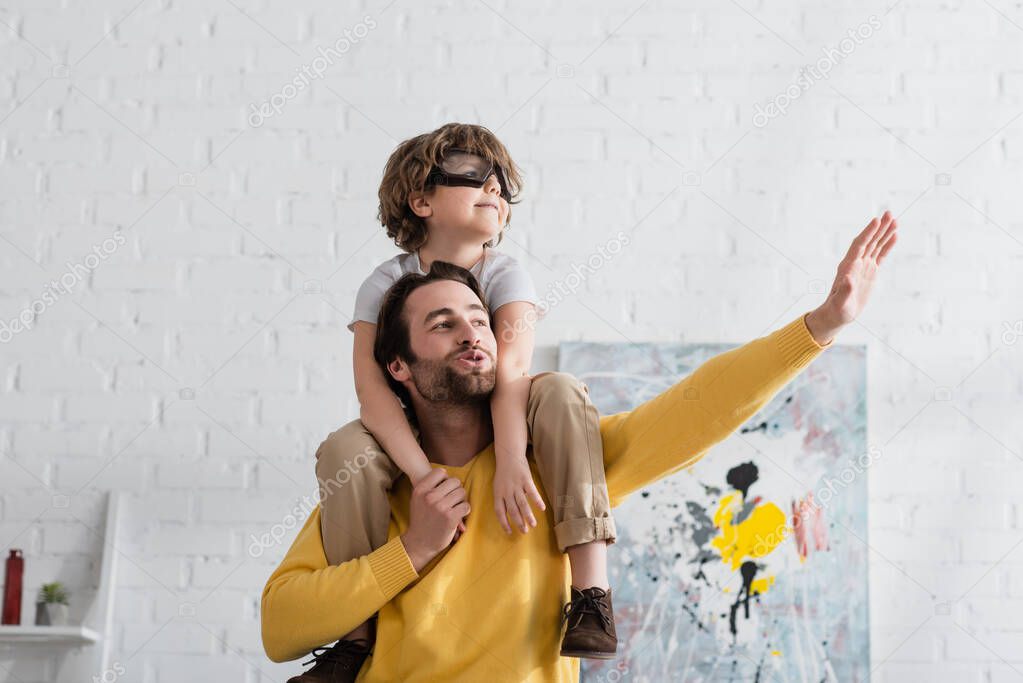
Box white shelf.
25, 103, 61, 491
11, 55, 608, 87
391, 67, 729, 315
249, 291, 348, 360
3, 491, 121, 675
0, 625, 101, 645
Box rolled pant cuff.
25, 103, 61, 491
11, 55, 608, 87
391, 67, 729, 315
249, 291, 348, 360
553, 515, 617, 552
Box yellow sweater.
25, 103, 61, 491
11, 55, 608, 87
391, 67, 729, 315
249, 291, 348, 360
261, 313, 832, 681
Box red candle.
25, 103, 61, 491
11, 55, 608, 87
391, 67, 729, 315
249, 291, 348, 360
2, 549, 24, 625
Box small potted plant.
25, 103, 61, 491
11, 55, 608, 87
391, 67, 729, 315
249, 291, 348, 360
34, 582, 69, 627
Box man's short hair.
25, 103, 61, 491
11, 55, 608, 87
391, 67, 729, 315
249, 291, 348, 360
373, 260, 487, 413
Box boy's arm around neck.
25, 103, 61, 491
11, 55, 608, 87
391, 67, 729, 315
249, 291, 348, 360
353, 321, 433, 484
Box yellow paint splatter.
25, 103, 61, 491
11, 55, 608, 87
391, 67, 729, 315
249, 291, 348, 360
711, 491, 787, 594
751, 576, 775, 595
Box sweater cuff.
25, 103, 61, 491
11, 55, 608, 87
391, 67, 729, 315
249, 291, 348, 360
367, 536, 419, 599
775, 313, 833, 370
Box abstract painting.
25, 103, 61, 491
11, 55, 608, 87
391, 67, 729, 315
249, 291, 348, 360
558, 338, 868, 682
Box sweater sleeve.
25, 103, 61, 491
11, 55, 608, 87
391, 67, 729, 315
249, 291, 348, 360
600, 312, 832, 507
260, 507, 419, 662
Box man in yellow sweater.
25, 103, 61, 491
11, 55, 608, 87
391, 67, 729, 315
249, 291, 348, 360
262, 212, 899, 682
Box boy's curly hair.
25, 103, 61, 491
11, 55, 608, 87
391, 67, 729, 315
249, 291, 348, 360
377, 122, 524, 253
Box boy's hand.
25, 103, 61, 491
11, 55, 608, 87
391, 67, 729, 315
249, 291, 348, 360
493, 455, 546, 534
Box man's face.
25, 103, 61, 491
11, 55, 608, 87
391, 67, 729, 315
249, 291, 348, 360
410, 172, 508, 245
391, 279, 498, 404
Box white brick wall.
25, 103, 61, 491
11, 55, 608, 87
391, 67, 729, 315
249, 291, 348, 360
1, 1, 1021, 681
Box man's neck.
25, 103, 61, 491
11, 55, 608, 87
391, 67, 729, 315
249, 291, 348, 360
411, 399, 494, 468
418, 238, 485, 273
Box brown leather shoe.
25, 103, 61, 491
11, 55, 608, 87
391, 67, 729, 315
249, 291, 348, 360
286, 639, 372, 683
559, 586, 618, 660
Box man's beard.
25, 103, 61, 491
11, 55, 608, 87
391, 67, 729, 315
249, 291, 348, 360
408, 352, 496, 405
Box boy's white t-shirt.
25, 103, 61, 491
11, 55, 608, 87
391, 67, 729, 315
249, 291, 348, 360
347, 248, 539, 332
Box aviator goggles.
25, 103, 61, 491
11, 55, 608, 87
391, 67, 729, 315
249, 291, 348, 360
425, 148, 511, 202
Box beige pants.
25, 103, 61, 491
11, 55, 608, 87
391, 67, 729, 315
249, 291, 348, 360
315, 371, 616, 566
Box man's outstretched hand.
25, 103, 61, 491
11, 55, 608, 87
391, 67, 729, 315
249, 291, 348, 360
805, 210, 899, 346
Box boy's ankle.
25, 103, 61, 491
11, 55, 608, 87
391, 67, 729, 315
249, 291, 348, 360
571, 582, 611, 591
341, 621, 376, 644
